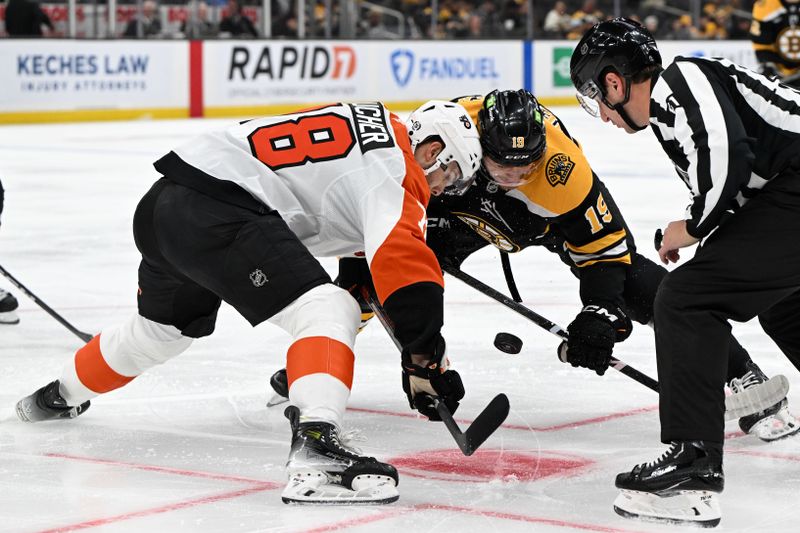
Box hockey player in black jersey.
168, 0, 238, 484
750, 0, 800, 86
430, 89, 796, 438
268, 90, 796, 441
572, 17, 800, 526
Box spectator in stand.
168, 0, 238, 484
472, 0, 500, 37
643, 14, 659, 38
665, 14, 699, 40
272, 11, 298, 37
567, 0, 605, 39
4, 0, 54, 37
180, 1, 217, 39
123, 0, 163, 38
543, 1, 572, 38
219, 0, 258, 38
498, 0, 528, 38
362, 8, 399, 39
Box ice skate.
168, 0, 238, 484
267, 368, 289, 407
614, 441, 723, 528
0, 289, 20, 325
16, 380, 90, 422
281, 406, 398, 505
730, 361, 800, 441
724, 367, 789, 421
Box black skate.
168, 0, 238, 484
16, 380, 90, 422
614, 441, 723, 528
0, 288, 20, 325
731, 361, 800, 442
266, 368, 289, 407
281, 405, 398, 505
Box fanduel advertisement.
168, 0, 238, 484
377, 42, 521, 100
0, 40, 187, 112
204, 41, 362, 107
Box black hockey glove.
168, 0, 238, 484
560, 305, 632, 376
334, 256, 375, 331
401, 336, 465, 421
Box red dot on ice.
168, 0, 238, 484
390, 448, 592, 483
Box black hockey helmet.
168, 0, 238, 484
569, 17, 661, 111
478, 89, 546, 167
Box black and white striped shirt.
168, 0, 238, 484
649, 56, 800, 238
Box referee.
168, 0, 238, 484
571, 18, 800, 526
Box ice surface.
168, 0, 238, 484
1, 108, 798, 532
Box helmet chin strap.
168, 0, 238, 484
614, 104, 648, 132
423, 160, 441, 176
608, 76, 648, 132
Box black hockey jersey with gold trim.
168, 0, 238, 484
750, 0, 800, 77
427, 96, 635, 309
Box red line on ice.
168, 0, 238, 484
728, 449, 800, 462
33, 453, 279, 533
305, 502, 647, 533
35, 484, 274, 533
348, 404, 659, 432
44, 452, 278, 486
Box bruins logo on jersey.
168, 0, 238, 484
777, 26, 800, 61
454, 213, 520, 252
545, 153, 575, 187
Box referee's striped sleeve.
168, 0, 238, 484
658, 62, 754, 238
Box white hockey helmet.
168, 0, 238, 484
406, 100, 482, 195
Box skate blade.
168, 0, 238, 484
749, 406, 800, 442
0, 311, 20, 324
725, 375, 789, 421
613, 490, 720, 528
266, 393, 289, 408
281, 474, 398, 505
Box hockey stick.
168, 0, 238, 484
500, 252, 522, 303
442, 265, 790, 420
0, 264, 94, 343
360, 286, 510, 456
441, 263, 660, 393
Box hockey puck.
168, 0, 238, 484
494, 332, 523, 354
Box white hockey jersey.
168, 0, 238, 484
154, 102, 443, 304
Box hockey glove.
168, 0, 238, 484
334, 256, 375, 331
401, 336, 465, 421
560, 305, 632, 376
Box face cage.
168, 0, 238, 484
427, 160, 476, 196
576, 77, 628, 119
481, 155, 543, 189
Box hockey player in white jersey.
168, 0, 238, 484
15, 100, 482, 505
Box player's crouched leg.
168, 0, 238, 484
17, 315, 192, 422
269, 284, 399, 504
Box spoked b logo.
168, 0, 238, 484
390, 49, 414, 87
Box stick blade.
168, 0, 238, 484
462, 393, 510, 455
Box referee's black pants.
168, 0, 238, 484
654, 169, 800, 445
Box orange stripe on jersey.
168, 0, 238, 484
286, 336, 355, 390
370, 114, 444, 303
75, 335, 135, 393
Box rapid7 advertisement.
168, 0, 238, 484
202, 41, 522, 108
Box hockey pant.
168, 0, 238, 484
58, 284, 360, 427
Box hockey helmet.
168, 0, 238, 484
478, 89, 547, 167
407, 100, 482, 195
570, 17, 661, 117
